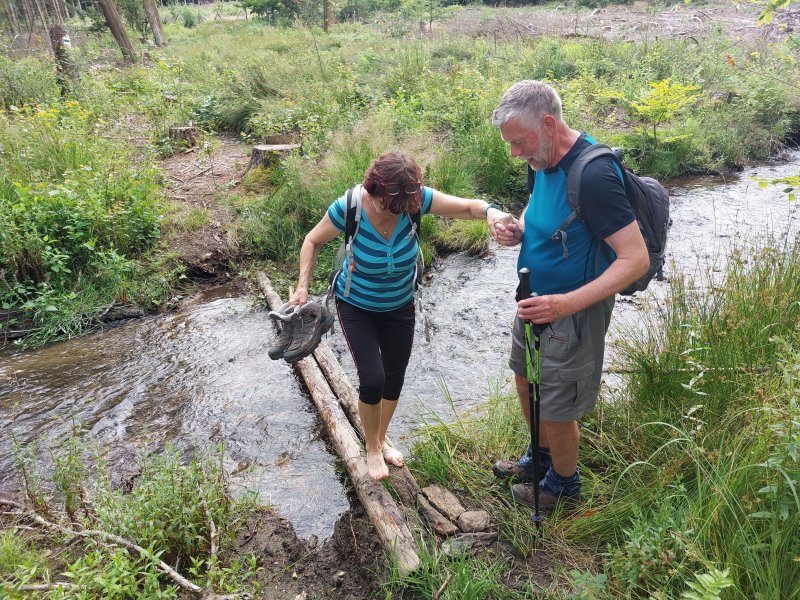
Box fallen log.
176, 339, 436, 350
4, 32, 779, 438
256, 273, 420, 575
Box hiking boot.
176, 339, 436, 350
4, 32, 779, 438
267, 303, 298, 360
492, 459, 535, 482
282, 300, 334, 364
511, 482, 581, 513
492, 445, 551, 482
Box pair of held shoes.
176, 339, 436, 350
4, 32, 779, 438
268, 300, 334, 364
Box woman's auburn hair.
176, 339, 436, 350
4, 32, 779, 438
362, 151, 423, 214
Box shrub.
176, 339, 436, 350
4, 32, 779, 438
0, 56, 58, 110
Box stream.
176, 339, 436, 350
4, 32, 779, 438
2, 151, 798, 541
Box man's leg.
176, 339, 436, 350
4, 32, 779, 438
541, 418, 578, 477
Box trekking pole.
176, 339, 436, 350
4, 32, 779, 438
517, 268, 547, 527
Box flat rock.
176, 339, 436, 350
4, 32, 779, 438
417, 493, 458, 536
421, 484, 465, 521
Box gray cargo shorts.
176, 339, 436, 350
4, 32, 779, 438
509, 296, 614, 422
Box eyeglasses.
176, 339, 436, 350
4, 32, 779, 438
382, 181, 422, 196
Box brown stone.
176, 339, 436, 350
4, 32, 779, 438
421, 484, 465, 521
417, 494, 457, 536
456, 510, 491, 533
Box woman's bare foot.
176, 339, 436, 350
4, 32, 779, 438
366, 449, 389, 480
382, 443, 404, 468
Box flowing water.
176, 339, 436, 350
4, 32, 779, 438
2, 151, 798, 540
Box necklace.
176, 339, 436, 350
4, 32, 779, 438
370, 196, 392, 236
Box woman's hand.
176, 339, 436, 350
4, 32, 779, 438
288, 286, 308, 306
493, 215, 523, 247
487, 208, 514, 240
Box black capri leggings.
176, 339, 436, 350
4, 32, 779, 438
336, 298, 416, 405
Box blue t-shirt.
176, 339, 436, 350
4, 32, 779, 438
328, 187, 434, 311
519, 133, 635, 295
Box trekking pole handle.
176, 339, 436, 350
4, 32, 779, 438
517, 268, 531, 302
519, 268, 548, 335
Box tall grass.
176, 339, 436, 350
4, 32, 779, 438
401, 236, 800, 598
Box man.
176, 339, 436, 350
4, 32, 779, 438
491, 80, 649, 511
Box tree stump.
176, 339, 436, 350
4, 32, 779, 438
169, 126, 200, 148
264, 133, 300, 145
247, 144, 300, 172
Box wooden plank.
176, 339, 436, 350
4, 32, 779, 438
257, 273, 420, 575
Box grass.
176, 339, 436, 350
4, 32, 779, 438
1, 439, 262, 598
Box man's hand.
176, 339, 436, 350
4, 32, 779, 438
493, 215, 523, 247
517, 293, 574, 324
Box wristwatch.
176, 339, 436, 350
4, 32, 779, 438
484, 202, 502, 216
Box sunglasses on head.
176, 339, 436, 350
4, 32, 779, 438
381, 181, 422, 196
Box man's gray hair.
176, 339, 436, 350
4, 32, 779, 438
491, 80, 563, 130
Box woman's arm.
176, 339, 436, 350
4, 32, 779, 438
289, 214, 341, 305
428, 189, 514, 238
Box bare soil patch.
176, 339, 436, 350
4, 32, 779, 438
445, 2, 797, 44
161, 137, 249, 281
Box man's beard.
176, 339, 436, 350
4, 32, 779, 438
528, 135, 552, 172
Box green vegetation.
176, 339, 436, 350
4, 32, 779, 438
1, 3, 799, 597
2, 440, 261, 598
392, 235, 800, 598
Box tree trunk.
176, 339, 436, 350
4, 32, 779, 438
257, 273, 421, 576
32, 0, 49, 33
323, 0, 329, 32
95, 0, 135, 63
141, 0, 166, 46
312, 337, 459, 536
1, 0, 21, 34
50, 0, 65, 24
168, 126, 199, 148
21, 0, 37, 40
247, 144, 300, 172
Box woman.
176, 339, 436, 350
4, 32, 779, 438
290, 151, 511, 480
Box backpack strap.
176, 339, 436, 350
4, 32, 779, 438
405, 204, 430, 340
342, 185, 363, 298
550, 144, 625, 262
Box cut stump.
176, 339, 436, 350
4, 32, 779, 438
169, 126, 200, 148
248, 144, 300, 172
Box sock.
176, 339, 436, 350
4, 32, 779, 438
518, 445, 552, 473
539, 447, 552, 471
541, 464, 580, 497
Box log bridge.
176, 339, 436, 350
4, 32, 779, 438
257, 274, 494, 576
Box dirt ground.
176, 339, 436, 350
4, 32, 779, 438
239, 504, 387, 600
444, 1, 797, 44
160, 137, 248, 282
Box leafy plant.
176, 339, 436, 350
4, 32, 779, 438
681, 568, 735, 600
632, 78, 701, 145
